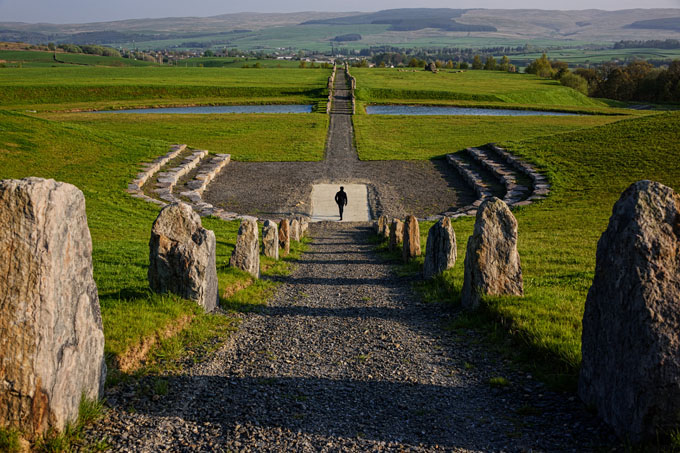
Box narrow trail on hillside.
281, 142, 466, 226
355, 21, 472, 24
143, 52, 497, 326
89, 223, 614, 452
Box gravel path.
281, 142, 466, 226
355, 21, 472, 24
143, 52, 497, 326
88, 222, 616, 452
203, 70, 475, 220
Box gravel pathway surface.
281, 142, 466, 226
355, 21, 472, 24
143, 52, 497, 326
203, 70, 475, 220
87, 222, 616, 452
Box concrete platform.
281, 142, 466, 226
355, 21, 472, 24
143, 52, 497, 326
311, 184, 369, 222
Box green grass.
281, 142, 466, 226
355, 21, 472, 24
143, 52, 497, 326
0, 66, 331, 110
0, 50, 156, 68
0, 427, 21, 453
39, 112, 329, 162
509, 47, 680, 67
0, 110, 304, 381
396, 112, 680, 390
352, 68, 610, 110
353, 114, 627, 160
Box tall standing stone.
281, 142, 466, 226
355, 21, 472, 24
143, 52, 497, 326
377, 215, 389, 239
262, 219, 279, 260
299, 217, 309, 238
424, 217, 457, 279
290, 218, 301, 242
279, 219, 290, 255
149, 202, 219, 312
461, 197, 523, 310
402, 215, 421, 262
0, 177, 106, 435
579, 181, 680, 442
229, 218, 260, 278
389, 218, 404, 252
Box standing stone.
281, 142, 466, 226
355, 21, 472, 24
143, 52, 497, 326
299, 218, 309, 238
279, 219, 290, 255
149, 202, 219, 312
290, 218, 301, 242
579, 180, 680, 442
461, 197, 523, 310
229, 218, 260, 278
389, 218, 404, 252
402, 215, 421, 262
262, 220, 279, 260
0, 177, 106, 435
377, 215, 389, 239
424, 217, 457, 279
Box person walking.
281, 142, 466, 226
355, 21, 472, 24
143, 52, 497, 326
334, 186, 348, 221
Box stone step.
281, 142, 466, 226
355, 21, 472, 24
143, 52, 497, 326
464, 147, 531, 206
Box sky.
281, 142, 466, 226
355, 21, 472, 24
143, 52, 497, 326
0, 0, 679, 24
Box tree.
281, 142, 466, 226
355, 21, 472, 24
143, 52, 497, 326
559, 72, 588, 95
484, 56, 497, 71
498, 55, 510, 71
445, 60, 454, 69
203, 49, 214, 57
459, 61, 469, 70
525, 53, 554, 78
472, 55, 483, 70
47, 42, 55, 51
299, 61, 307, 68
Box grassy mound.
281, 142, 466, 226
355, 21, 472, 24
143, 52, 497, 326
0, 110, 305, 378
405, 112, 680, 389
0, 67, 331, 110
352, 68, 612, 111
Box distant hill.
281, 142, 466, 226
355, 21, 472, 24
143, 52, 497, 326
626, 17, 680, 32
0, 8, 679, 51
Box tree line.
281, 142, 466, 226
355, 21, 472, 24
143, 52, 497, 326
526, 53, 680, 103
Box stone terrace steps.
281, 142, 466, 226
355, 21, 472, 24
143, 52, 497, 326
127, 144, 243, 221
438, 143, 551, 220
464, 147, 531, 206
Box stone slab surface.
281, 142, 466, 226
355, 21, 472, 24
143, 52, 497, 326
311, 184, 369, 222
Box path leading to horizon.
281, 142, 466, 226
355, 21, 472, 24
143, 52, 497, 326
88, 222, 614, 451
203, 68, 474, 220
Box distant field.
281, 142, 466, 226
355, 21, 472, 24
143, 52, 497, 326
0, 66, 331, 109
0, 50, 155, 67
353, 114, 628, 160
41, 112, 329, 161
352, 68, 611, 111
509, 47, 680, 67
178, 57, 303, 68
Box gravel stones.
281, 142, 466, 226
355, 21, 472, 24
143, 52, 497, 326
462, 198, 523, 310
229, 218, 260, 278
402, 215, 421, 262
579, 180, 680, 442
84, 222, 616, 451
0, 177, 106, 435
262, 220, 279, 260
389, 218, 404, 252
149, 202, 219, 312
423, 217, 457, 279
278, 219, 290, 256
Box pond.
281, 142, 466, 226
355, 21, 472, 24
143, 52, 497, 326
95, 105, 313, 114
365, 105, 578, 116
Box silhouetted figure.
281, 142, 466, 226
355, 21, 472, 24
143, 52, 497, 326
335, 186, 348, 221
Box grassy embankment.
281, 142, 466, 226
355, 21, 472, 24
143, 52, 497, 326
369, 111, 680, 390
0, 109, 312, 377
351, 67, 631, 113
0, 49, 158, 68
0, 66, 331, 112
38, 112, 329, 162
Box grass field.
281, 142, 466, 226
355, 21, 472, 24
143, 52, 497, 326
0, 66, 331, 110
41, 112, 329, 161
353, 114, 629, 160
0, 50, 157, 67
351, 68, 619, 112
382, 111, 680, 390
0, 110, 307, 382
